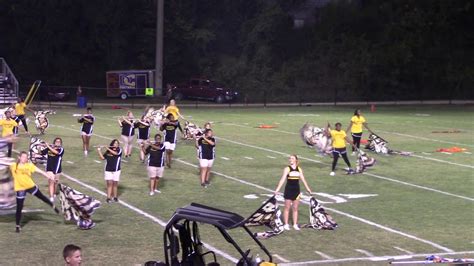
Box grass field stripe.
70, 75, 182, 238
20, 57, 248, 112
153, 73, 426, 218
53, 121, 456, 254
281, 251, 474, 265
273, 254, 290, 263
218, 137, 474, 202
355, 249, 374, 257
364, 172, 474, 201
314, 251, 334, 259
220, 156, 230, 160
377, 130, 474, 148
58, 172, 239, 264
174, 158, 454, 253
410, 154, 474, 169
214, 121, 474, 167
393, 246, 414, 255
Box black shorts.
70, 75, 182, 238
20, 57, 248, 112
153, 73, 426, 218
332, 147, 347, 156
352, 132, 362, 139
16, 185, 38, 199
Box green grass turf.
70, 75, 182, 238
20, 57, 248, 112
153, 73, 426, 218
0, 105, 473, 265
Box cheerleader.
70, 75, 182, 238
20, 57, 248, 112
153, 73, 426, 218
274, 155, 312, 231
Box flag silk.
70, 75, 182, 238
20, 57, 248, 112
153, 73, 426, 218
58, 183, 101, 230
29, 137, 48, 164
0, 156, 15, 210
300, 123, 332, 155
302, 197, 338, 230
245, 196, 284, 239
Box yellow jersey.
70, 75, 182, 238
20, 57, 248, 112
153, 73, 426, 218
165, 105, 180, 120
0, 119, 18, 137
330, 129, 347, 148
10, 162, 37, 191
15, 102, 27, 115
350, 115, 366, 133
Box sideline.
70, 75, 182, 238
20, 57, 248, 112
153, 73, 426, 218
50, 124, 456, 254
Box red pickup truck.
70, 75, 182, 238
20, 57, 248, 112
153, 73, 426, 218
170, 78, 239, 103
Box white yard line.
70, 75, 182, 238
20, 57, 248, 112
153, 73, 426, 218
355, 249, 374, 257
220, 157, 230, 160
314, 251, 334, 260
58, 173, 239, 264
267, 155, 276, 159
174, 159, 454, 253
281, 251, 474, 265
66, 161, 74, 164
273, 254, 290, 263
218, 137, 474, 202
393, 246, 414, 255
441, 152, 452, 155
94, 160, 102, 164
411, 154, 474, 169
244, 156, 254, 160
377, 130, 474, 148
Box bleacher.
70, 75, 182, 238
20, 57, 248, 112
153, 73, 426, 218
0, 58, 19, 105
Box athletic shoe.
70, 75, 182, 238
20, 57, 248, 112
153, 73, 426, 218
293, 224, 300, 231
351, 152, 356, 156
106, 198, 112, 203
154, 189, 161, 193
84, 150, 88, 156
53, 206, 60, 214
330, 171, 335, 176
205, 180, 210, 186
283, 224, 291, 231
113, 197, 119, 202
149, 191, 154, 196
15, 225, 21, 233
348, 169, 355, 174
49, 197, 54, 203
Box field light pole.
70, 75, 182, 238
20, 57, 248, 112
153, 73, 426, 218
155, 0, 164, 96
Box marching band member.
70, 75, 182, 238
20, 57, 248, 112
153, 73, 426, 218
142, 134, 166, 195
97, 139, 122, 203
196, 129, 216, 187
118, 111, 135, 158
79, 107, 94, 156
160, 114, 183, 168
134, 115, 151, 162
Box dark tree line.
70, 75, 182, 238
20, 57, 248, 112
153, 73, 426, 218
0, 0, 472, 101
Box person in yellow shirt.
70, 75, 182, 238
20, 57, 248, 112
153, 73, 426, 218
326, 122, 356, 176
164, 99, 184, 120
9, 151, 58, 233
0, 110, 18, 157
346, 109, 372, 155
12, 97, 35, 135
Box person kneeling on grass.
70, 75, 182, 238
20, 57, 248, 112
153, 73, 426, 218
97, 139, 122, 203
142, 134, 166, 196
63, 244, 82, 266
196, 129, 216, 188
274, 154, 312, 231
9, 151, 59, 233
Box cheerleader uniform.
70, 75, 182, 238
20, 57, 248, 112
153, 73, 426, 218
283, 166, 302, 200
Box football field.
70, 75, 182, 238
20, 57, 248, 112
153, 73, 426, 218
1, 105, 473, 265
